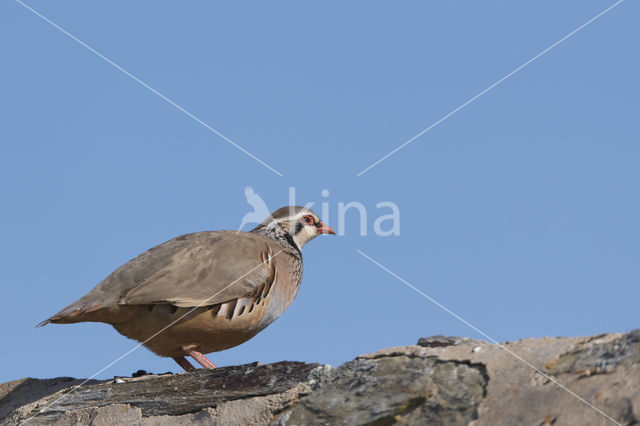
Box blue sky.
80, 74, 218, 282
1, 1, 638, 383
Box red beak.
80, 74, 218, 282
316, 221, 336, 235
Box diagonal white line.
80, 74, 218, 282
21, 250, 283, 425
356, 0, 625, 176
14, 0, 283, 177
356, 249, 623, 426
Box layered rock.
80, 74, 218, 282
2, 331, 638, 425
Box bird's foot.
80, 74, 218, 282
173, 356, 196, 372
189, 350, 217, 369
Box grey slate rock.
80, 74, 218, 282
417, 335, 463, 348
2, 331, 639, 425
546, 329, 640, 375
278, 355, 487, 426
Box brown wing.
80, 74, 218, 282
42, 231, 281, 324
119, 231, 279, 307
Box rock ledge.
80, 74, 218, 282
2, 331, 638, 425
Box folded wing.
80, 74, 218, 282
119, 231, 276, 307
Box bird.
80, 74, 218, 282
39, 206, 335, 372
238, 186, 271, 231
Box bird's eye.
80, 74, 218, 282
301, 215, 314, 225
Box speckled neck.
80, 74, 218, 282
252, 222, 302, 258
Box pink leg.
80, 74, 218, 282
189, 350, 217, 369
173, 356, 196, 372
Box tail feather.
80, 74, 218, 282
35, 311, 79, 328
36, 302, 103, 328
36, 318, 50, 328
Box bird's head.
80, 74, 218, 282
252, 206, 335, 249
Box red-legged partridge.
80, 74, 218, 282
39, 206, 335, 372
